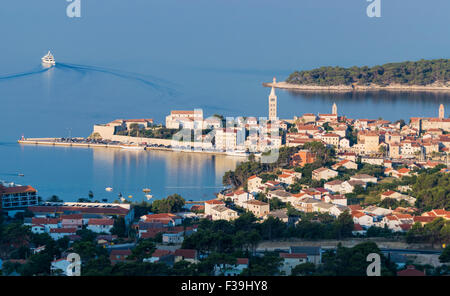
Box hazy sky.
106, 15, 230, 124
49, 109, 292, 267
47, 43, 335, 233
0, 0, 448, 71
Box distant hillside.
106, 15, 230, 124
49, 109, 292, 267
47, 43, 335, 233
286, 59, 450, 87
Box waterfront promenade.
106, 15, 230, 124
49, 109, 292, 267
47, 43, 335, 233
17, 137, 249, 157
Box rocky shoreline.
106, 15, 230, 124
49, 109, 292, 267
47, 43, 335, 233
263, 81, 450, 93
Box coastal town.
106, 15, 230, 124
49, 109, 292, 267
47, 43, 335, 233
2, 79, 450, 276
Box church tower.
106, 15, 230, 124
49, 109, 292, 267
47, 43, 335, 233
439, 104, 444, 119
332, 102, 337, 115
269, 77, 277, 121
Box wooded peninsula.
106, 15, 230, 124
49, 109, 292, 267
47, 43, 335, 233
266, 59, 450, 92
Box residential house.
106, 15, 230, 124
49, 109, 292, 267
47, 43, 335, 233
242, 200, 270, 217
279, 253, 308, 275
86, 218, 114, 234
110, 249, 132, 265
60, 214, 83, 230
324, 180, 344, 194
352, 224, 367, 236
332, 159, 358, 170
290, 150, 316, 167
247, 175, 263, 193
364, 206, 393, 217
264, 209, 289, 223
140, 213, 182, 227
49, 228, 77, 240
143, 249, 174, 265
397, 265, 425, 276
267, 189, 292, 203
204, 199, 225, 216
51, 258, 77, 276
289, 246, 322, 264
174, 249, 199, 264
352, 211, 374, 228
225, 190, 252, 207
312, 168, 338, 181
214, 258, 249, 276
380, 190, 416, 205
210, 205, 239, 221
349, 174, 377, 184
277, 174, 296, 185
323, 194, 348, 206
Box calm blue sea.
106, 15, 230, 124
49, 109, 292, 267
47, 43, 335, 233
0, 0, 449, 201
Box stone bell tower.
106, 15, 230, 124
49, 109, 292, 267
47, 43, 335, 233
269, 77, 277, 121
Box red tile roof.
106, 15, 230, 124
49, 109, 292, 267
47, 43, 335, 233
397, 266, 425, 276
29, 205, 129, 215
110, 249, 132, 256
280, 253, 307, 259
140, 229, 165, 239
151, 249, 173, 258
174, 249, 197, 259
353, 224, 364, 231
236, 258, 249, 265
0, 185, 36, 195
32, 217, 59, 225
50, 228, 77, 233
61, 214, 83, 220
205, 199, 225, 205
88, 218, 114, 226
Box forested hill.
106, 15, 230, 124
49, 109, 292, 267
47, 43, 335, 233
286, 59, 450, 86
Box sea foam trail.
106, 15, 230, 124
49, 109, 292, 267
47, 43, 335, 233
56, 62, 179, 97
0, 66, 51, 81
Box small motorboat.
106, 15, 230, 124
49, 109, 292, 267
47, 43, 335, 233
120, 197, 126, 202
145, 194, 153, 200
105, 187, 113, 192
143, 188, 151, 193
18, 173, 25, 177
128, 195, 133, 199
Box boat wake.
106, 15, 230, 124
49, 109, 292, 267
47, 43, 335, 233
0, 66, 52, 81
56, 62, 179, 97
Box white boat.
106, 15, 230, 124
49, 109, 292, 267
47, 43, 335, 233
225, 150, 249, 157
105, 187, 113, 192
145, 194, 153, 200
120, 144, 145, 150
41, 51, 55, 66
120, 197, 126, 202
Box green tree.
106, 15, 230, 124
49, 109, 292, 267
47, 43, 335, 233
439, 245, 450, 263
130, 239, 156, 261
291, 262, 316, 276
334, 211, 354, 239
151, 194, 185, 213
47, 195, 63, 202
111, 217, 127, 237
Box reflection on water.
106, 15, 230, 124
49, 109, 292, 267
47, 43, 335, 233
287, 90, 450, 103
2, 144, 241, 203
280, 89, 450, 121
91, 148, 241, 202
